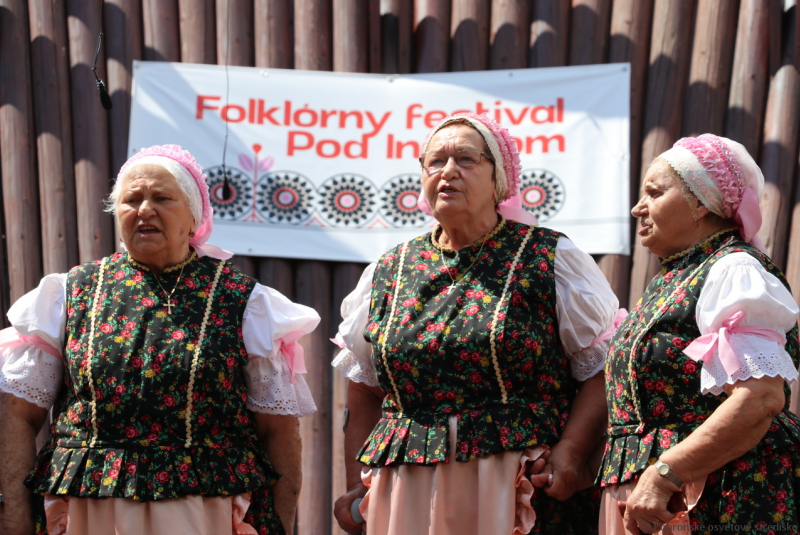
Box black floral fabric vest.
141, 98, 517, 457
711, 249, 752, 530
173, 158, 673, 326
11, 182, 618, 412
600, 230, 800, 486
358, 219, 577, 466
25, 252, 285, 533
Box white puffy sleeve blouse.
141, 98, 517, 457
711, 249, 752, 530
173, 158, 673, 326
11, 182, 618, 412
694, 252, 799, 395
0, 274, 320, 416
332, 236, 622, 386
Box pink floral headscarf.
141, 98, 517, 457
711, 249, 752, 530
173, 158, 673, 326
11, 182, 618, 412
417, 113, 538, 226
117, 144, 233, 260
659, 134, 765, 252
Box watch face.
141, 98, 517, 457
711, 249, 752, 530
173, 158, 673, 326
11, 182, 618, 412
657, 463, 669, 476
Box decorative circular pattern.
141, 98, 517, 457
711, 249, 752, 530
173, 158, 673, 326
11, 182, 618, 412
379, 174, 433, 227
519, 168, 566, 221
205, 165, 252, 220
256, 171, 315, 224
318, 174, 377, 226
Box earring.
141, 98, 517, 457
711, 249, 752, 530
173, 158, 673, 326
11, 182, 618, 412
189, 230, 196, 238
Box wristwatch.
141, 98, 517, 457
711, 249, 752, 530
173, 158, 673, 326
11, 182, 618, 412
654, 460, 684, 488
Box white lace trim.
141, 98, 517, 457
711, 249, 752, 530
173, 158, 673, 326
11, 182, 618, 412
698, 333, 799, 395
332, 347, 380, 387
0, 345, 63, 409
569, 339, 608, 381
244, 356, 317, 416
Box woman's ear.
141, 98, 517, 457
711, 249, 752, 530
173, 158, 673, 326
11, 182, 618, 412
693, 203, 709, 220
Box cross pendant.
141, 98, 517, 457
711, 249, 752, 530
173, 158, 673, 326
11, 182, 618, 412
446, 284, 457, 294
164, 300, 174, 314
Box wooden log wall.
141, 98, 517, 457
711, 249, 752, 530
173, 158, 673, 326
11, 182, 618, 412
3, 1, 800, 534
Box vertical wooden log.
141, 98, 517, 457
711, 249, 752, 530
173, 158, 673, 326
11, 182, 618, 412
450, 0, 490, 71
568, 0, 612, 66
295, 0, 333, 71
758, 32, 800, 268
295, 262, 333, 535
142, 0, 180, 61
294, 5, 333, 533
255, 0, 293, 68
330, 4, 372, 529
329, 262, 364, 535
489, 0, 529, 70
414, 0, 451, 72
29, 0, 79, 274
217, 0, 254, 66
179, 0, 215, 64
0, 0, 42, 302
628, 0, 694, 308
66, 0, 115, 262
379, 0, 412, 74
104, 0, 142, 173
681, 0, 739, 137
604, 0, 654, 307
259, 258, 294, 297
785, 167, 800, 304
529, 0, 570, 68
368, 0, 381, 73
333, 0, 369, 72
725, 0, 775, 156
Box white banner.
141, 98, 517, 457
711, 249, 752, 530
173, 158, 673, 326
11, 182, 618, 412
129, 61, 630, 262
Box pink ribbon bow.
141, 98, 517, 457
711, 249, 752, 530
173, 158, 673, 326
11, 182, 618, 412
279, 329, 307, 383
0, 327, 63, 361
683, 310, 785, 376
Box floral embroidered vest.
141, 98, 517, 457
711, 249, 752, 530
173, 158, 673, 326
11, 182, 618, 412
358, 220, 576, 466
600, 230, 800, 486
25, 252, 280, 503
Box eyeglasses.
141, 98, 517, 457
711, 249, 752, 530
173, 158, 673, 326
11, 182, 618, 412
419, 148, 494, 175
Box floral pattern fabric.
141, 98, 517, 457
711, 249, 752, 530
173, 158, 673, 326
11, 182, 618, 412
600, 230, 800, 530
26, 252, 284, 535
358, 220, 577, 466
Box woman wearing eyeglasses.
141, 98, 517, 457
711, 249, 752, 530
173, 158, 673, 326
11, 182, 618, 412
331, 113, 623, 535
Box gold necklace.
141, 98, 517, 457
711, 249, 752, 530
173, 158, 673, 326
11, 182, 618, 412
152, 263, 186, 314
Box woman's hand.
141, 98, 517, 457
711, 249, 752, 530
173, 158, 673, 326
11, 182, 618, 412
334, 482, 368, 534
527, 441, 593, 501
621, 465, 680, 534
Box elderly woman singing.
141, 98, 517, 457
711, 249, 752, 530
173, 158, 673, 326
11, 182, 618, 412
331, 113, 624, 535
600, 134, 800, 534
0, 145, 319, 534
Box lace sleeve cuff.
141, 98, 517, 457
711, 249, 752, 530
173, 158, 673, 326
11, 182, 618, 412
244, 356, 317, 416
331, 345, 380, 387
331, 263, 379, 386
569, 339, 608, 381
697, 333, 799, 396
0, 336, 64, 409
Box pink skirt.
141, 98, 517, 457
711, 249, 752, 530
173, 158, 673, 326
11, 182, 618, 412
44, 492, 257, 535
359, 416, 545, 535
599, 479, 706, 535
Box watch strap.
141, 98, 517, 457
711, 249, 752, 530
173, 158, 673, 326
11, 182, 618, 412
655, 459, 684, 488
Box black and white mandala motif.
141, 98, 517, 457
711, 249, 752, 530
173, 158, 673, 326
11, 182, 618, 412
205, 165, 252, 220
379, 174, 431, 227
256, 171, 315, 224
318, 174, 377, 226
519, 169, 566, 221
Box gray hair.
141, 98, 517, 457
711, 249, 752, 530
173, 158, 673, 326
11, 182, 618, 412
105, 156, 202, 227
